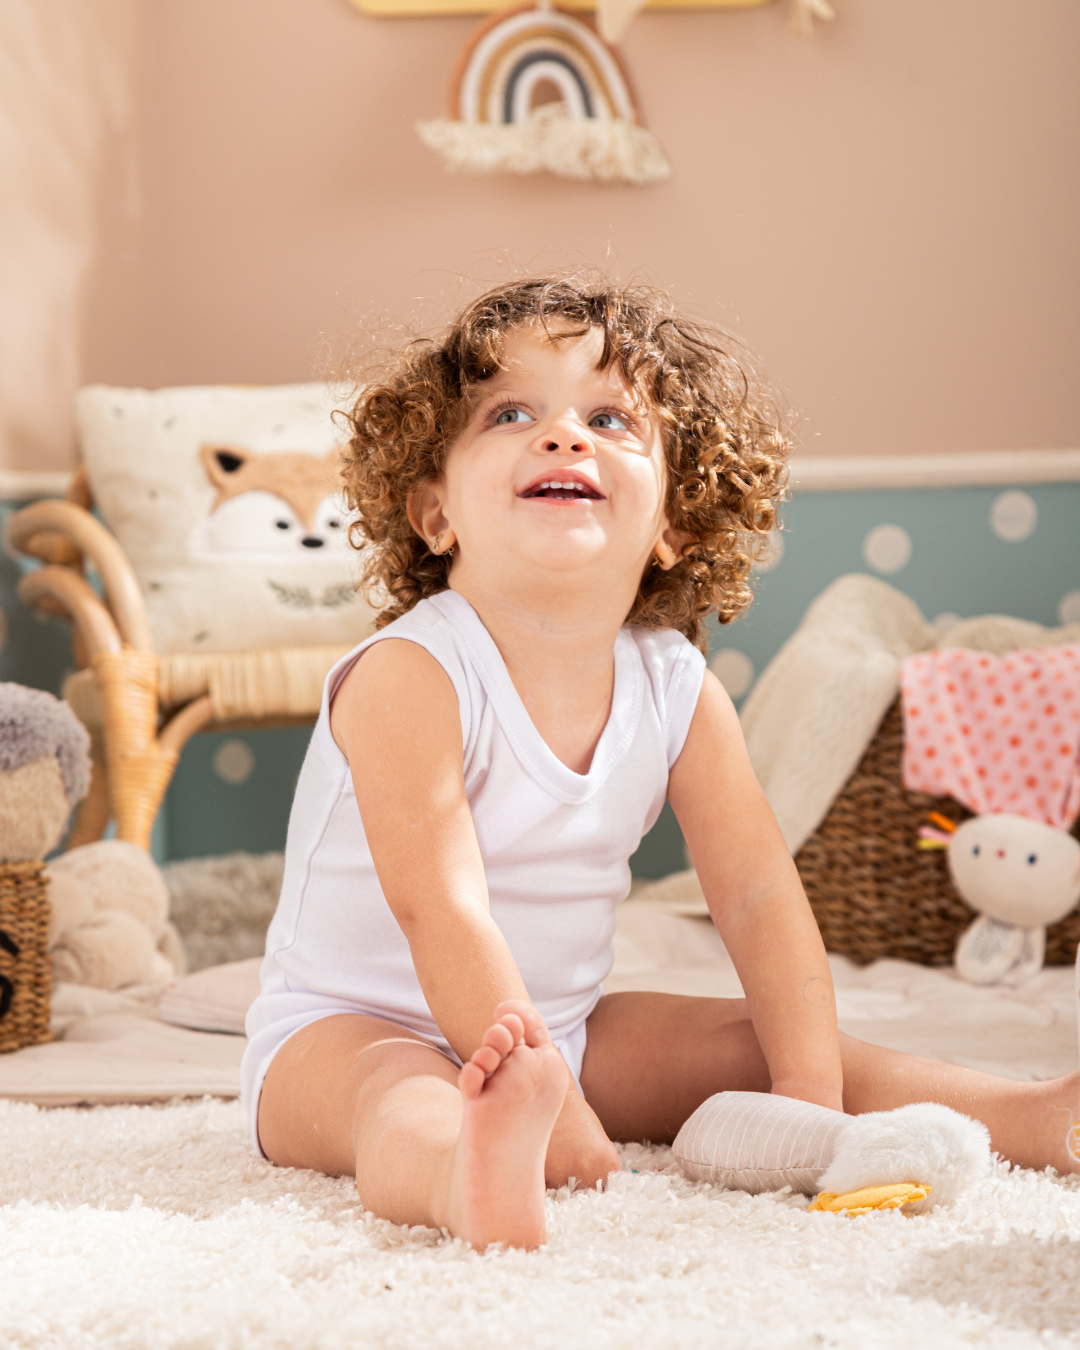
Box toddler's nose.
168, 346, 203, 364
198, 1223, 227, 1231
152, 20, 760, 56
540, 414, 593, 456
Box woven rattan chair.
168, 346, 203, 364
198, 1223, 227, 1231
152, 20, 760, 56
9, 471, 353, 851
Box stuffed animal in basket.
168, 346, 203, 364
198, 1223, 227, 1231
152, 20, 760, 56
0, 683, 184, 990
902, 645, 1080, 986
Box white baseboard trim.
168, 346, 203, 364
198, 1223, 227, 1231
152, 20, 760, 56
0, 468, 73, 502
789, 449, 1080, 492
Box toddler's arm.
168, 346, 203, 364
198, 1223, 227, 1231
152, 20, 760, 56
668, 672, 844, 1110
331, 637, 618, 1185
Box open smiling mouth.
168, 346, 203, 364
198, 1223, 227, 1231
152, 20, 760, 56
519, 480, 603, 501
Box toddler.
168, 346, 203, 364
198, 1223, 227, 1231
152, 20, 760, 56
242, 276, 1080, 1249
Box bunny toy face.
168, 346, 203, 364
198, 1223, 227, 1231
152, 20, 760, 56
948, 814, 1080, 929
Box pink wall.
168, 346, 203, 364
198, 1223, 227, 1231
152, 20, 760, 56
77, 0, 1080, 464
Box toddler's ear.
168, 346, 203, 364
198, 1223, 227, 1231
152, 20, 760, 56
407, 481, 450, 550
654, 539, 678, 570
654, 524, 694, 571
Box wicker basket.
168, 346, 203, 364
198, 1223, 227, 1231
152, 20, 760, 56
794, 699, 1080, 966
0, 861, 52, 1053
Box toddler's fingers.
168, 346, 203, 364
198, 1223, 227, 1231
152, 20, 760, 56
494, 998, 551, 1049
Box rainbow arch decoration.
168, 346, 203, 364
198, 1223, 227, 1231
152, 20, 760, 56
416, 5, 670, 186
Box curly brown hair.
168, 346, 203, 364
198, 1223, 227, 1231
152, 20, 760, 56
339, 275, 790, 651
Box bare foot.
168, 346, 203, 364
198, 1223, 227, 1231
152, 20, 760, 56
1020, 1072, 1080, 1177
1047, 1071, 1080, 1177
443, 1000, 568, 1250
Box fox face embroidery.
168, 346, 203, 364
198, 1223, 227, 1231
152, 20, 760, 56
192, 445, 351, 556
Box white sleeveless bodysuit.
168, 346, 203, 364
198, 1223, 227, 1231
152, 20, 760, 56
241, 590, 706, 1148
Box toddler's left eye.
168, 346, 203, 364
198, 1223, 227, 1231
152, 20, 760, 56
590, 412, 628, 431
495, 407, 532, 425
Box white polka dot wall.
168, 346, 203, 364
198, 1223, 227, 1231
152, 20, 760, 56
213, 739, 256, 786
709, 649, 755, 700
1059, 590, 1080, 626
990, 490, 1038, 542
862, 524, 912, 575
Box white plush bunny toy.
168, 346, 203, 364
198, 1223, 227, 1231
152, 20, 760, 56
902, 643, 1080, 986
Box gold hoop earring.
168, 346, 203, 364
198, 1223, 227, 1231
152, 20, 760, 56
434, 532, 454, 558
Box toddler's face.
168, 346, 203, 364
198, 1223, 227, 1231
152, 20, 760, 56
428, 324, 670, 588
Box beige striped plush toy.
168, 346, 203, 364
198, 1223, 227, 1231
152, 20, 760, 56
673, 1092, 992, 1216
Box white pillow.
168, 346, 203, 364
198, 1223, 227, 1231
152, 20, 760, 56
157, 956, 262, 1035
76, 383, 378, 655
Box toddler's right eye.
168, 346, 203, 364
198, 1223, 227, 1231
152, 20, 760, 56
495, 407, 531, 425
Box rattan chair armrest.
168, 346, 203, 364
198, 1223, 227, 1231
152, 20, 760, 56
19, 529, 83, 568
7, 499, 153, 652
66, 466, 93, 510
18, 566, 123, 661
159, 695, 214, 756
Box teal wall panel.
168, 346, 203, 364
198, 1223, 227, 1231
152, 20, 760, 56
163, 725, 313, 861
0, 503, 74, 697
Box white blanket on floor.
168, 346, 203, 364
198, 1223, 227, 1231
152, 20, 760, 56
0, 902, 1074, 1105
611, 903, 1078, 1083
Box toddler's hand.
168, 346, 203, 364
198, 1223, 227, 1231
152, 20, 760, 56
544, 1085, 620, 1190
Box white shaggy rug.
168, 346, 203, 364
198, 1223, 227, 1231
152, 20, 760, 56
4, 1096, 1080, 1349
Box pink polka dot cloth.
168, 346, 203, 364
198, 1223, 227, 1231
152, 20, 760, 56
900, 645, 1080, 830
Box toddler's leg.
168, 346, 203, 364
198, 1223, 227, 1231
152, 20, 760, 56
838, 1035, 1080, 1176
582, 991, 1080, 1174
258, 1001, 567, 1249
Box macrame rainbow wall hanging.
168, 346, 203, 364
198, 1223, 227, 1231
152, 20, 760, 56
416, 4, 670, 186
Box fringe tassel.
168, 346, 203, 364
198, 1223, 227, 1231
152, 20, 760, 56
596, 0, 649, 44
417, 104, 670, 187
792, 0, 836, 36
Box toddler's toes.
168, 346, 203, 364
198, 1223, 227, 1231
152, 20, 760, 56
482, 1019, 519, 1058
459, 1061, 486, 1099
494, 999, 552, 1048
470, 1044, 504, 1077
460, 1013, 527, 1097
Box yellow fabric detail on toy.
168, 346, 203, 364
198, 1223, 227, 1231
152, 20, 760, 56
809, 1182, 930, 1216
1068, 1120, 1080, 1163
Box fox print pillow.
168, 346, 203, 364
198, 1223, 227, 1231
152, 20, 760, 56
75, 383, 380, 655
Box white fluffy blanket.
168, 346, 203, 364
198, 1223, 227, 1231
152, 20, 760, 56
739, 573, 1080, 855
3, 1095, 1079, 1349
